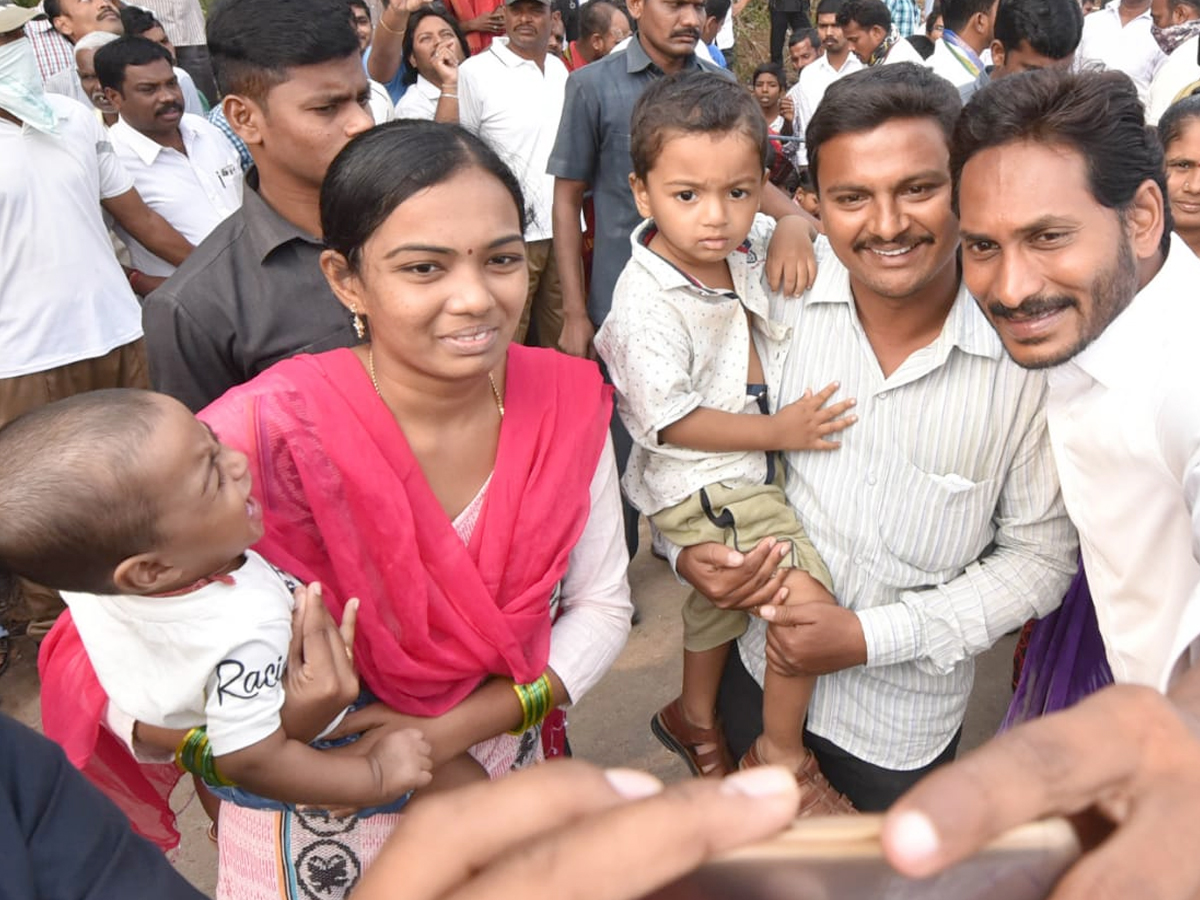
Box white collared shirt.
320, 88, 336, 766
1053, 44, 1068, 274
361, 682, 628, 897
369, 79, 395, 125
457, 38, 569, 242
1047, 235, 1200, 691
0, 94, 141, 378
736, 238, 1077, 769
927, 37, 980, 88
788, 52, 863, 164
1146, 35, 1200, 124
1075, 0, 1166, 104
108, 112, 243, 277
394, 74, 441, 120
792, 51, 863, 125
883, 35, 929, 65
595, 216, 791, 516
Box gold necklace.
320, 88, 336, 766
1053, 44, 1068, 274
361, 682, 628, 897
368, 345, 504, 418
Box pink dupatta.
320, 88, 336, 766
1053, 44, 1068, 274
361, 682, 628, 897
201, 345, 611, 715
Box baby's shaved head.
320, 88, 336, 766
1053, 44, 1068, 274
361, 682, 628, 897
0, 389, 167, 600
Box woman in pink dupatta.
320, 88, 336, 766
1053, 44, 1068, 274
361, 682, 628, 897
45, 120, 633, 900
205, 120, 632, 900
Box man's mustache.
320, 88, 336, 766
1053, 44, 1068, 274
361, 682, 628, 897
987, 295, 1075, 320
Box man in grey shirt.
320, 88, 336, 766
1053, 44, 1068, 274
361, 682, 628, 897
142, 0, 374, 411
548, 0, 729, 361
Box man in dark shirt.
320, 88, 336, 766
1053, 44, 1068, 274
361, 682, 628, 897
142, 0, 375, 412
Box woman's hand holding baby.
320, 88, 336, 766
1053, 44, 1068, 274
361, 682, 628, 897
280, 584, 360, 742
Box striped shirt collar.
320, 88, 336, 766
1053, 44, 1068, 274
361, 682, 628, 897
806, 237, 1004, 362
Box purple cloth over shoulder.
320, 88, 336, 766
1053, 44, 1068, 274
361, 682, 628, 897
1001, 564, 1114, 731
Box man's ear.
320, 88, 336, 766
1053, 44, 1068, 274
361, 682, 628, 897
630, 172, 653, 219
989, 39, 1005, 70
112, 553, 176, 595
102, 86, 123, 111
1126, 177, 1167, 263
52, 14, 75, 40
223, 93, 263, 146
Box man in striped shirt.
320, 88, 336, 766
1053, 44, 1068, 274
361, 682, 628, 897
674, 63, 1076, 811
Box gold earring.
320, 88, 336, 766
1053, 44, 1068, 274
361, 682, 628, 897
352, 308, 366, 340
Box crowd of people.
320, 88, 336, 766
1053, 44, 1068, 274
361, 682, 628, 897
2, 0, 1200, 895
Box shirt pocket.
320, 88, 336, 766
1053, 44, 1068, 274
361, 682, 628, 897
877, 462, 997, 573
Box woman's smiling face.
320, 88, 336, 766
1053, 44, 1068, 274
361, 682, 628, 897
345, 166, 529, 384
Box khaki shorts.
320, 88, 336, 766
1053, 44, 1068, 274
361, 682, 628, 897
652, 481, 833, 653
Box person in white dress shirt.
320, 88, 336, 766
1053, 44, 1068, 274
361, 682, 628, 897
1075, 0, 1165, 103
837, 0, 930, 64
954, 66, 1200, 747
1146, 0, 1200, 123
97, 37, 243, 284
455, 0, 571, 346
787, 0, 863, 163
674, 63, 1075, 811
393, 5, 469, 120
927, 0, 999, 98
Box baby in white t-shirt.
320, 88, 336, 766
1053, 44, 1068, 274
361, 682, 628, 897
0, 389, 432, 813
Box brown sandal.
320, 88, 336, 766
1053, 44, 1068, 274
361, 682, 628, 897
740, 740, 857, 817
650, 697, 734, 778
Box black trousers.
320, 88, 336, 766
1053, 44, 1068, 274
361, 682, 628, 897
769, 7, 811, 63
717, 650, 962, 811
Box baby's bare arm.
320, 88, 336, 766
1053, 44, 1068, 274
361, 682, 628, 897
216, 726, 432, 808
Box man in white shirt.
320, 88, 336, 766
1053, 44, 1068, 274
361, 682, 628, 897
789, 0, 862, 155
97, 36, 242, 283
456, 0, 570, 347
0, 5, 194, 636
674, 63, 1075, 810
955, 67, 1200, 695
393, 6, 469, 120
1075, 0, 1165, 104
837, 0, 929, 64
1146, 0, 1200, 123
927, 0, 998, 98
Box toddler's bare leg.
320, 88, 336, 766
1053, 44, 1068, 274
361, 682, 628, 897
681, 643, 730, 730
756, 568, 835, 771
